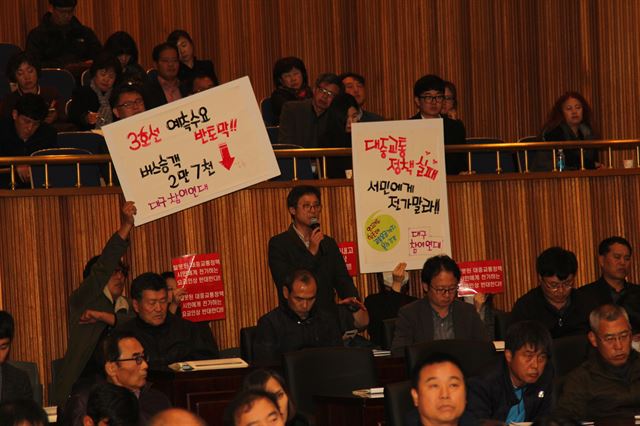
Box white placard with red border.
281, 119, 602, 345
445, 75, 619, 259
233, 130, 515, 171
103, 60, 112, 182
351, 119, 452, 273
457, 260, 504, 296
338, 241, 358, 277
102, 76, 280, 225
171, 253, 225, 322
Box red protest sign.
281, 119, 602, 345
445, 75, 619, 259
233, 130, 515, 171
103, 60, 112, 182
338, 241, 358, 277
457, 260, 504, 296
171, 253, 225, 322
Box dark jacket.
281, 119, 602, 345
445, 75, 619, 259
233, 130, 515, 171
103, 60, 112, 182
118, 313, 219, 371
270, 86, 312, 125
68, 86, 102, 130
268, 224, 359, 312
408, 113, 466, 174
510, 286, 590, 338
466, 358, 554, 422
554, 350, 640, 421
277, 99, 331, 148
26, 13, 101, 67
576, 276, 640, 316
142, 75, 189, 110
360, 109, 384, 122
542, 123, 597, 170
178, 58, 220, 88
391, 299, 488, 356
0, 363, 33, 402
364, 290, 416, 347
0, 86, 65, 123
253, 304, 343, 364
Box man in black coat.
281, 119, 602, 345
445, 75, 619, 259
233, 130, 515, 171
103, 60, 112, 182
0, 311, 32, 403
465, 320, 554, 423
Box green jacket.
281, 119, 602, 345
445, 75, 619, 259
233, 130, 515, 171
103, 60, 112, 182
52, 232, 132, 406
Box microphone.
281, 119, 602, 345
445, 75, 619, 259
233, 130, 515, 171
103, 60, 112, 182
310, 217, 320, 230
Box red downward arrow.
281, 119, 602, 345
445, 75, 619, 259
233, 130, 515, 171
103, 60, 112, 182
218, 143, 235, 170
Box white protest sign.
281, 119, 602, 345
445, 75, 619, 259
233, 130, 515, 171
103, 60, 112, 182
102, 76, 280, 225
352, 119, 451, 273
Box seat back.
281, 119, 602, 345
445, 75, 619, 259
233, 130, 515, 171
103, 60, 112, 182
81, 69, 91, 87
283, 347, 378, 418
271, 143, 314, 180
405, 339, 498, 378
517, 135, 551, 172
551, 334, 590, 378
493, 310, 510, 341
57, 131, 106, 154
146, 68, 158, 81
9, 360, 43, 406
260, 97, 276, 126
382, 318, 397, 350
465, 137, 518, 174
30, 147, 102, 188
50, 357, 65, 404
39, 68, 76, 103
384, 380, 413, 426
240, 326, 257, 363
0, 43, 20, 100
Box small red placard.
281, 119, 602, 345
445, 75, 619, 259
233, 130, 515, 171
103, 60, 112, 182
458, 260, 504, 296
171, 253, 225, 322
338, 241, 358, 277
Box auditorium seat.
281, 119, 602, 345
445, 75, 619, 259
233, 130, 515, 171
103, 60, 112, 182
382, 318, 397, 350
493, 310, 510, 341
384, 380, 413, 426
260, 97, 276, 126
283, 347, 378, 420
240, 326, 256, 363
551, 333, 590, 378
50, 357, 64, 404
0, 43, 20, 100
9, 360, 43, 406
465, 137, 519, 174
30, 147, 102, 188
39, 68, 76, 104
405, 339, 498, 378
57, 131, 106, 154
271, 143, 314, 181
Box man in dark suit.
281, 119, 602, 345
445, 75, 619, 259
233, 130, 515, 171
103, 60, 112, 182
409, 74, 466, 174
391, 255, 487, 356
339, 72, 384, 122
0, 311, 32, 403
143, 43, 189, 110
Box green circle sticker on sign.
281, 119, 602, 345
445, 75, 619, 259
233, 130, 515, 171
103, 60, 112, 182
365, 211, 400, 252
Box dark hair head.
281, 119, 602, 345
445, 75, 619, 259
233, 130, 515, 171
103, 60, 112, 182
421, 255, 461, 286
190, 71, 215, 93
444, 80, 458, 109
598, 236, 632, 256
0, 399, 49, 426
109, 83, 145, 109
152, 43, 178, 62
102, 330, 140, 365
160, 271, 175, 280
90, 51, 122, 80
339, 72, 365, 86
505, 320, 552, 356
542, 91, 596, 135
242, 369, 296, 420
410, 352, 465, 389
6, 51, 41, 83
328, 93, 359, 130
414, 74, 445, 97
283, 269, 317, 293
286, 185, 321, 209
14, 93, 48, 122
86, 382, 139, 426
315, 73, 344, 92
49, 0, 77, 6
83, 255, 128, 280
224, 390, 280, 426
130, 272, 168, 301
0, 311, 15, 341
167, 30, 194, 47
535, 247, 578, 280
104, 31, 140, 66
272, 56, 308, 88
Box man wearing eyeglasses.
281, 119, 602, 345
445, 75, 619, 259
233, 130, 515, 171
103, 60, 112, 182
510, 247, 589, 339
53, 202, 137, 406
555, 304, 640, 420
268, 185, 360, 314
60, 331, 171, 425
278, 73, 343, 148
409, 74, 466, 175
111, 85, 146, 121
391, 255, 487, 356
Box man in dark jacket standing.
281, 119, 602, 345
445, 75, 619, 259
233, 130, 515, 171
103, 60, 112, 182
465, 320, 554, 424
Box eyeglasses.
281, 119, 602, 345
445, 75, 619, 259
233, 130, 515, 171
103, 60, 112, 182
118, 354, 148, 365
317, 87, 338, 98
541, 277, 574, 291
430, 286, 459, 295
419, 95, 444, 103
300, 203, 321, 211
443, 96, 455, 102
597, 330, 631, 345
116, 98, 144, 109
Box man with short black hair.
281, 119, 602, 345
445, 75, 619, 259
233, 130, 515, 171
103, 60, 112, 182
143, 43, 189, 110
0, 93, 57, 188
466, 321, 554, 423
278, 73, 344, 148
555, 304, 640, 420
0, 311, 32, 403
577, 236, 640, 314
111, 84, 146, 120
510, 247, 589, 338
268, 185, 359, 312
410, 74, 466, 174
83, 382, 139, 426
391, 255, 487, 356
224, 389, 285, 426
339, 72, 383, 122
26, 0, 101, 75
118, 272, 219, 370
